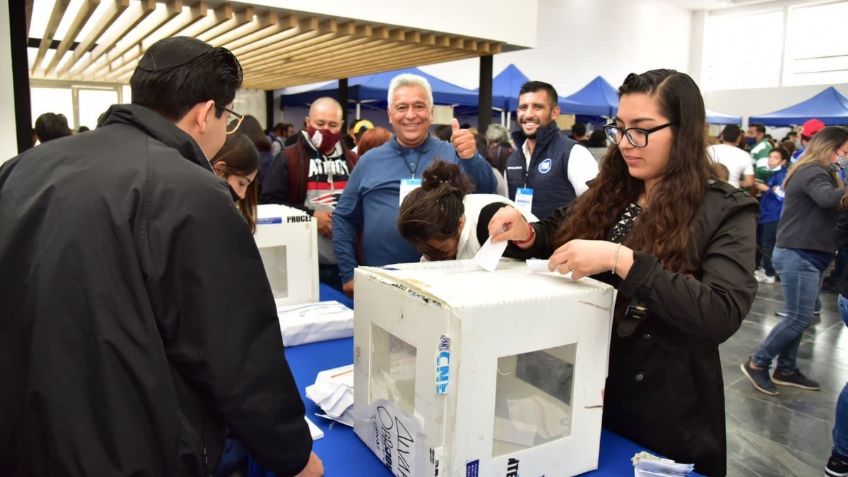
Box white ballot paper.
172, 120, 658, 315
277, 301, 353, 347
305, 364, 355, 427
526, 258, 575, 279
632, 451, 695, 476
305, 416, 324, 440
474, 237, 509, 272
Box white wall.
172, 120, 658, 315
233, 88, 268, 128
0, 1, 18, 162
420, 0, 693, 97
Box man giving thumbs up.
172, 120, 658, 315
332, 73, 497, 296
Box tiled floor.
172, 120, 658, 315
722, 281, 847, 477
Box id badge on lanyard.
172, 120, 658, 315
399, 178, 422, 206
514, 187, 534, 216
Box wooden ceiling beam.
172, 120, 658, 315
30, 0, 71, 72
67, 0, 157, 76
42, 0, 101, 75
55, 0, 130, 78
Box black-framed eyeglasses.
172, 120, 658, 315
603, 122, 673, 148
216, 104, 244, 135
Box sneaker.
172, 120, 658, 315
772, 369, 821, 390
757, 274, 776, 284
754, 269, 766, 280
740, 357, 779, 396
825, 452, 848, 477
775, 309, 820, 317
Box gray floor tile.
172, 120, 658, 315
722, 283, 843, 477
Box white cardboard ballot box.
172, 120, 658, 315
254, 204, 318, 306
352, 259, 616, 477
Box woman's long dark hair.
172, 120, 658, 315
239, 115, 272, 152
396, 161, 473, 259
211, 133, 260, 233
556, 69, 712, 272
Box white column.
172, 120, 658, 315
0, 0, 18, 162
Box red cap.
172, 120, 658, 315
801, 119, 825, 139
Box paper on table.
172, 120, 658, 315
305, 416, 324, 440
474, 237, 509, 272
305, 364, 355, 428
277, 301, 353, 347
632, 451, 695, 476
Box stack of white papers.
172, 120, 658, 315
305, 364, 355, 427
277, 301, 353, 347
632, 451, 695, 476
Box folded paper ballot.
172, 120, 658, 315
474, 236, 508, 272
526, 258, 575, 279
305, 364, 355, 427
305, 416, 324, 440
632, 451, 695, 476
277, 300, 353, 347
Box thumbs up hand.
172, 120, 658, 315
450, 118, 477, 160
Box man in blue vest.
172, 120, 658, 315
505, 81, 598, 219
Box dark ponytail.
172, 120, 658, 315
397, 161, 474, 258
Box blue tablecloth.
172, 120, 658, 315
248, 285, 684, 476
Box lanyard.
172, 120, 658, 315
404, 150, 423, 178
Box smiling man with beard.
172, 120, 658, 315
332, 73, 497, 296
505, 81, 598, 219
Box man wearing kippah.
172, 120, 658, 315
0, 37, 322, 477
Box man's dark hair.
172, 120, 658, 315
719, 124, 741, 143
34, 113, 72, 143
749, 123, 766, 135
571, 123, 586, 138
130, 40, 243, 121
519, 81, 559, 108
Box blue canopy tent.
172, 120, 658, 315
749, 86, 848, 126
279, 67, 479, 111
560, 76, 619, 117
705, 109, 742, 125
456, 64, 586, 127
487, 63, 530, 111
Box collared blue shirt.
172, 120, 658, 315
332, 135, 496, 283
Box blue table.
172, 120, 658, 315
249, 285, 674, 476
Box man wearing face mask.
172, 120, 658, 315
746, 123, 774, 186
261, 97, 358, 290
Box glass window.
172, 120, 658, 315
702, 10, 784, 91
77, 88, 119, 130
783, 2, 848, 86
30, 87, 75, 130
492, 343, 577, 457
370, 324, 417, 415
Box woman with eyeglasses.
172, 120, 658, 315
211, 132, 260, 233
488, 69, 758, 476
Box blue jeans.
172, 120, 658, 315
835, 295, 848, 458
753, 247, 821, 373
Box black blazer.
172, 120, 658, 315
506, 180, 759, 476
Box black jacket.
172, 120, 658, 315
259, 133, 357, 211
0, 104, 311, 476
507, 180, 758, 476
776, 163, 844, 253
506, 122, 579, 219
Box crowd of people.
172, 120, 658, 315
2, 35, 848, 477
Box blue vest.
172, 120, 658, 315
506, 123, 577, 219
